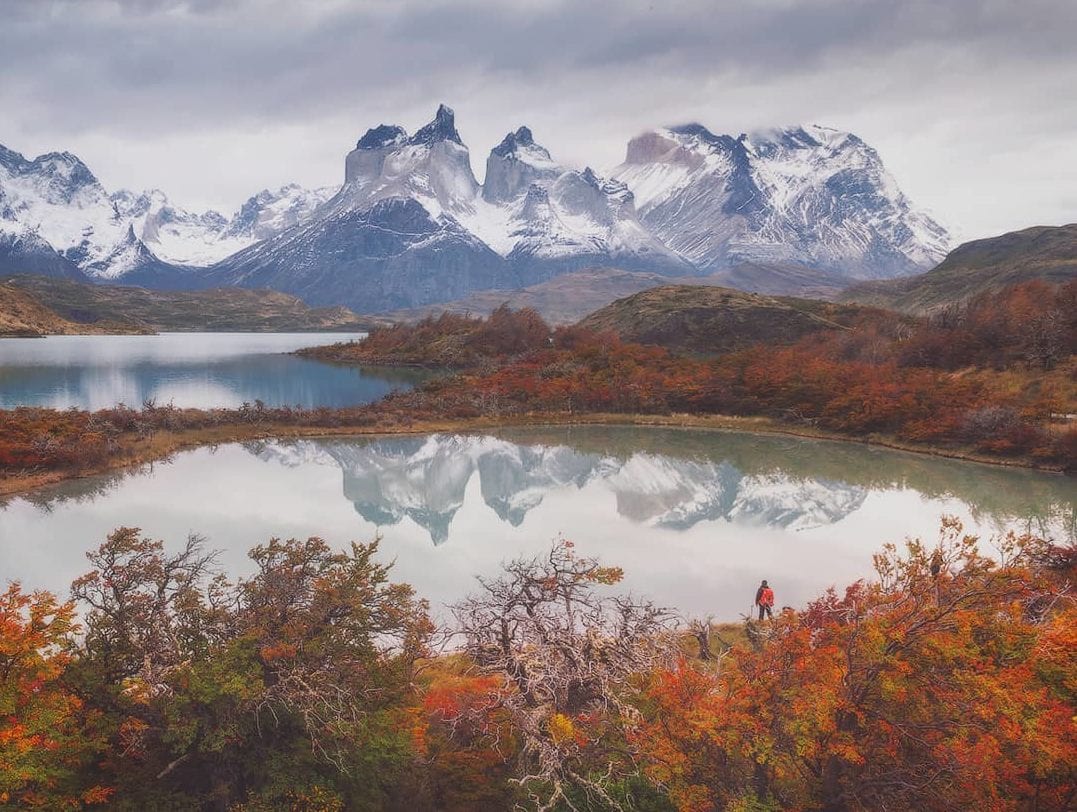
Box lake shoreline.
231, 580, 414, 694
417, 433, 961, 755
1, 410, 1067, 500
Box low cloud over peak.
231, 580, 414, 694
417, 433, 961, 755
3, 0, 1074, 239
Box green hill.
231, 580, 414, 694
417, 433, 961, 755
5, 276, 383, 333
1, 281, 152, 337
577, 285, 871, 354
841, 223, 1077, 314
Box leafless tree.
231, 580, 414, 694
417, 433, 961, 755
451, 540, 679, 811
71, 527, 221, 688
1023, 307, 1065, 370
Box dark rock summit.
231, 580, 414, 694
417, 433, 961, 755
356, 124, 408, 150
408, 103, 462, 146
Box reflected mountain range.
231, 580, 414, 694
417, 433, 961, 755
251, 433, 874, 544
10, 427, 1071, 549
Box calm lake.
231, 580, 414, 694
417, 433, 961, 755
0, 332, 429, 409
2, 426, 1072, 619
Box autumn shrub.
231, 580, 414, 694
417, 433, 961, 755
0, 585, 109, 808
62, 529, 433, 811
2, 524, 1074, 809
635, 520, 1077, 811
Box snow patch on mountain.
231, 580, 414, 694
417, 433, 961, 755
613, 123, 949, 278
0, 141, 334, 278
3, 109, 950, 299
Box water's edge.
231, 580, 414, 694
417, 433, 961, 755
3, 412, 1069, 502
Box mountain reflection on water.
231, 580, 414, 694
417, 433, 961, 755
252, 434, 872, 544
2, 427, 1072, 618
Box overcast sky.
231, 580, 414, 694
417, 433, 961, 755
2, 0, 1074, 241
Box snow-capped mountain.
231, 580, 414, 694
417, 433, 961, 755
2, 109, 949, 308
613, 124, 949, 279
108, 183, 335, 269
250, 434, 867, 545
214, 106, 510, 311
0, 141, 333, 280
215, 105, 688, 311
479, 125, 688, 274
0, 144, 133, 278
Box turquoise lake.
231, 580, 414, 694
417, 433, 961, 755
2, 426, 1072, 619
0, 332, 429, 409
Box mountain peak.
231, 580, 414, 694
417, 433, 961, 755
614, 119, 949, 277
0, 143, 28, 171
491, 126, 544, 158
742, 125, 872, 160
483, 126, 558, 204
666, 124, 746, 154
668, 122, 715, 140
408, 103, 462, 146
356, 124, 407, 150
0, 144, 99, 191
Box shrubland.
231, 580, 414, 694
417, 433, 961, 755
1, 521, 1073, 810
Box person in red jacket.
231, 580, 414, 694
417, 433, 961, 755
755, 580, 775, 620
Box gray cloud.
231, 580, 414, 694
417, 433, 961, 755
1, 0, 1074, 238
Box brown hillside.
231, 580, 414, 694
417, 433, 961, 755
0, 282, 147, 336
6, 276, 384, 333
577, 285, 870, 354
842, 223, 1077, 314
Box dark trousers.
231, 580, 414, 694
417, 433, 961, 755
758, 604, 773, 620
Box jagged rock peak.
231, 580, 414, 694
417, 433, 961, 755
0, 143, 28, 170
667, 123, 747, 152
0, 144, 100, 190
356, 124, 408, 150
492, 126, 546, 158
408, 103, 462, 146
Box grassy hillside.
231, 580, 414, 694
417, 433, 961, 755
388, 263, 848, 325
0, 282, 150, 336
6, 275, 383, 332
842, 223, 1077, 313
577, 284, 872, 354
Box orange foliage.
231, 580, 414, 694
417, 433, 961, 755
635, 525, 1077, 810
1, 282, 1073, 486
0, 584, 108, 807
418, 673, 517, 811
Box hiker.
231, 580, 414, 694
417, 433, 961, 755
930, 549, 944, 578
755, 580, 775, 620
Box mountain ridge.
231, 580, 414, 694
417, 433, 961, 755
613, 122, 949, 279
2, 275, 382, 333
840, 223, 1077, 313
577, 284, 874, 354
3, 106, 951, 312
385, 262, 849, 325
